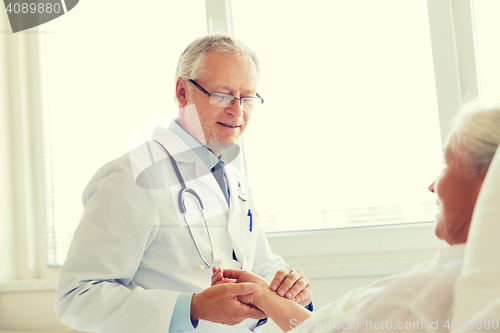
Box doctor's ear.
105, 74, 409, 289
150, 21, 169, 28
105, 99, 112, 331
176, 78, 189, 107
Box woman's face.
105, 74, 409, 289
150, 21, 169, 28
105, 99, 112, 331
428, 142, 486, 245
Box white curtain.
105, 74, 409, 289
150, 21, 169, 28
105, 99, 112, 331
0, 11, 45, 281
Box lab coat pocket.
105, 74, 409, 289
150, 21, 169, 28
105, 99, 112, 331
236, 211, 258, 270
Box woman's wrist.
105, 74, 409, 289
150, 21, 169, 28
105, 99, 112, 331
254, 286, 275, 310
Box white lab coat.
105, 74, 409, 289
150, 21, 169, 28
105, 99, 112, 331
293, 244, 465, 333
55, 125, 287, 333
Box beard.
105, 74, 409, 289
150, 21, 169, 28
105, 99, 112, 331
200, 118, 239, 154
185, 95, 240, 154
205, 140, 235, 153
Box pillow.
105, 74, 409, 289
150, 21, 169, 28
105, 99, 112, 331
451, 145, 500, 332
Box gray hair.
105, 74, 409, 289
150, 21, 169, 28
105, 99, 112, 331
447, 102, 500, 176
175, 34, 260, 84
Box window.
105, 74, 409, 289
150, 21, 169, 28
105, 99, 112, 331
472, 0, 500, 104
35, 0, 481, 267
39, 0, 207, 265
232, 0, 442, 232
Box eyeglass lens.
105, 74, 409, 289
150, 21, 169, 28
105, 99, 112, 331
210, 93, 261, 110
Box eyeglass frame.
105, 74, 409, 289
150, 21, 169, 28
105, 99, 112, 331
188, 79, 264, 109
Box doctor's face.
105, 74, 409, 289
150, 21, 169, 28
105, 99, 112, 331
176, 51, 258, 155
428, 141, 485, 245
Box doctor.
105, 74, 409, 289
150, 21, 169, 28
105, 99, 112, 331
55, 34, 312, 333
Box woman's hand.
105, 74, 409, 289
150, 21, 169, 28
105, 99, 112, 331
270, 267, 313, 307
210, 268, 313, 332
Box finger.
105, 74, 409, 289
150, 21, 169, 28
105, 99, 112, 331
211, 267, 219, 279
297, 292, 313, 307
215, 278, 236, 285
270, 267, 292, 291
221, 268, 246, 280
212, 274, 223, 286
276, 270, 302, 297
297, 293, 313, 307
212, 270, 221, 285
211, 271, 223, 286
226, 282, 257, 296
284, 277, 309, 299
291, 284, 312, 304
212, 267, 224, 281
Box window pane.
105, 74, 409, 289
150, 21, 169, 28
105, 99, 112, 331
40, 0, 207, 265
472, 0, 500, 104
232, 0, 442, 232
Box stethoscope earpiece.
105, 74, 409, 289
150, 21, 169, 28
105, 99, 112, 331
197, 265, 204, 271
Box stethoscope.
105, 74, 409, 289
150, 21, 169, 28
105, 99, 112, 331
157, 141, 222, 271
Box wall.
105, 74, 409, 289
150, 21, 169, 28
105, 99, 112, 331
0, 290, 71, 332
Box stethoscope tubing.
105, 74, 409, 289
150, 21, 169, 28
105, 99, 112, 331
155, 140, 219, 269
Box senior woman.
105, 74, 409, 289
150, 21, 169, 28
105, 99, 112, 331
211, 103, 500, 332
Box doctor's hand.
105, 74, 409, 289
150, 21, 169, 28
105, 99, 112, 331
270, 267, 313, 307
212, 268, 271, 307
190, 283, 267, 325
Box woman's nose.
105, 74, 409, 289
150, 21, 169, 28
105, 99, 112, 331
428, 181, 435, 193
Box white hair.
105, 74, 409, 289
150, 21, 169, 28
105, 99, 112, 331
447, 102, 500, 176
175, 34, 260, 85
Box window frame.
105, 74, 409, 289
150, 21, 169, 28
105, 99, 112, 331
1, 0, 480, 281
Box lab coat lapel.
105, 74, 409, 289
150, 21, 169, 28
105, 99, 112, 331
226, 166, 240, 224
225, 165, 254, 271
220, 143, 243, 215
152, 126, 227, 206
150, 126, 195, 164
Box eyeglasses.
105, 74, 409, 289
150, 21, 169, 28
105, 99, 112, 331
189, 79, 264, 111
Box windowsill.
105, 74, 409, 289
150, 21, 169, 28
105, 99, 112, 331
296, 261, 421, 280
0, 223, 444, 294
265, 220, 439, 238
0, 278, 58, 293
0, 261, 415, 295
265, 222, 446, 277
266, 222, 446, 259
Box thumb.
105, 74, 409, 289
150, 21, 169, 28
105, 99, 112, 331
227, 282, 257, 296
